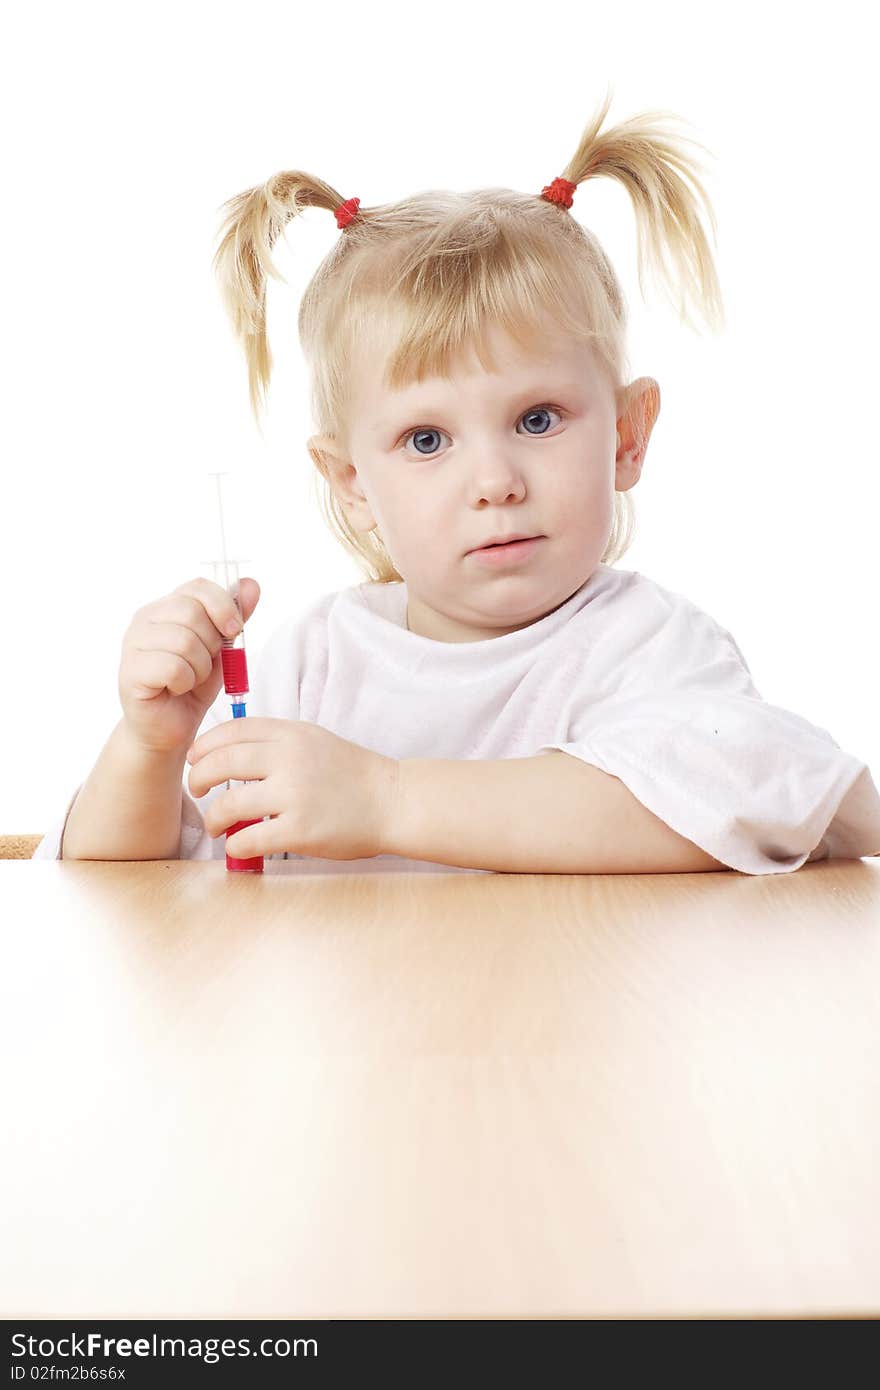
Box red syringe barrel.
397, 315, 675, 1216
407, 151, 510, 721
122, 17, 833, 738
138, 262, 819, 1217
209, 556, 264, 875
220, 645, 249, 694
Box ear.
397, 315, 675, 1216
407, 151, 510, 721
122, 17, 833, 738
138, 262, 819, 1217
614, 378, 661, 492
307, 433, 379, 534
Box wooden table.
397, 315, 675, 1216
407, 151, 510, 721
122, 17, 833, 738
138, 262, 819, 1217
3, 858, 880, 1319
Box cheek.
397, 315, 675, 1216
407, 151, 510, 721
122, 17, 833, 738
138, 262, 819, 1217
557, 470, 614, 539
373, 492, 435, 566
389, 491, 437, 538
549, 455, 609, 510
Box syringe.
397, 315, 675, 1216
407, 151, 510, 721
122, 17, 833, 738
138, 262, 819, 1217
205, 470, 264, 874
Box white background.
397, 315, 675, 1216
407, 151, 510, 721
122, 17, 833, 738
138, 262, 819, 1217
3, 1, 877, 833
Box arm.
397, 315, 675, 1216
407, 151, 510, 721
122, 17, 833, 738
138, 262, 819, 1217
61, 718, 187, 861
387, 751, 729, 874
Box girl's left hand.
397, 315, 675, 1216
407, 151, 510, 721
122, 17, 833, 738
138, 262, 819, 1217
186, 718, 400, 861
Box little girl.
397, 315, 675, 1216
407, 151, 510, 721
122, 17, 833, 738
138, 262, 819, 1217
36, 93, 880, 875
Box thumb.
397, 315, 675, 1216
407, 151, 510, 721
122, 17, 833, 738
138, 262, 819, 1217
236, 576, 261, 624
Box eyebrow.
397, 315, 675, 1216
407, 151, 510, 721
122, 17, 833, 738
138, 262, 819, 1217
370, 380, 589, 435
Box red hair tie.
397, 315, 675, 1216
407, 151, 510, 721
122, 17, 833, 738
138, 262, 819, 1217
335, 179, 575, 229
334, 196, 360, 229
540, 176, 577, 209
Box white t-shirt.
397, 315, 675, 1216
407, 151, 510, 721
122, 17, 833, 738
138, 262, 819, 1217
33, 563, 880, 875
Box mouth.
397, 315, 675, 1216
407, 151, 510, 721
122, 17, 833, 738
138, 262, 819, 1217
469, 535, 543, 554
467, 535, 545, 565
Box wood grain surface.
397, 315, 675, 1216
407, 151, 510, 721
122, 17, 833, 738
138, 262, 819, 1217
3, 858, 879, 1319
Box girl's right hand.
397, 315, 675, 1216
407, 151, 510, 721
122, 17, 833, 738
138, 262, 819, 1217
118, 576, 261, 755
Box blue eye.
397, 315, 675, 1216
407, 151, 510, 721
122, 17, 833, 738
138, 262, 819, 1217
408, 428, 444, 456
401, 406, 562, 456
520, 406, 557, 435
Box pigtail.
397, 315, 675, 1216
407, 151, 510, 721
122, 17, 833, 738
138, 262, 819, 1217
212, 171, 346, 424
557, 85, 724, 334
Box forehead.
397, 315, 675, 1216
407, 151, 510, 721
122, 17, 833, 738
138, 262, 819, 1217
351, 320, 599, 418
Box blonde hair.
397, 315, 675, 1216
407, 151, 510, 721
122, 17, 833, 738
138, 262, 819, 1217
212, 86, 724, 583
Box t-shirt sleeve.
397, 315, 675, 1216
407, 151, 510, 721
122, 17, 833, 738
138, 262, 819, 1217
31, 783, 86, 861
535, 595, 880, 875
30, 686, 233, 864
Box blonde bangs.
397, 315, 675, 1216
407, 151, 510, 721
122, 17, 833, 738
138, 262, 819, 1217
304, 194, 627, 450
383, 237, 619, 393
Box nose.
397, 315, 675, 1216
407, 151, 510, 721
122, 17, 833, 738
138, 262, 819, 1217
468, 447, 527, 505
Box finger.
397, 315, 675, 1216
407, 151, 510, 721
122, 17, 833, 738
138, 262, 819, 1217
203, 784, 271, 839
226, 814, 286, 860
162, 583, 244, 645
224, 825, 263, 858
133, 622, 217, 693
172, 574, 259, 629
188, 718, 284, 763
188, 743, 273, 796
